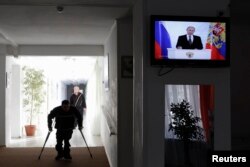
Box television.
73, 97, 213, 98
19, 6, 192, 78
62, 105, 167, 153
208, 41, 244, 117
151, 15, 230, 67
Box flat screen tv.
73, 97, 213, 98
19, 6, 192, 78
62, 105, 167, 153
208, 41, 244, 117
151, 15, 230, 67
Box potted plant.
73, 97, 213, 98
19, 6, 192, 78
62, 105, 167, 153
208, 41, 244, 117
22, 66, 45, 136
168, 99, 204, 166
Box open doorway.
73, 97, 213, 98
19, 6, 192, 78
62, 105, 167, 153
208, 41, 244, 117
164, 84, 214, 167
6, 55, 104, 147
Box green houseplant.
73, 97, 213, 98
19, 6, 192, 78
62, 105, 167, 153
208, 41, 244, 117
168, 99, 204, 166
22, 66, 45, 136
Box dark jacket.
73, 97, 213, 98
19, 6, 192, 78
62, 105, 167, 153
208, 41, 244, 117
176, 35, 203, 49
48, 106, 82, 130
70, 93, 86, 112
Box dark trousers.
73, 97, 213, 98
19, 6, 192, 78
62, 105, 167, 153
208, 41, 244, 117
55, 129, 73, 154
74, 108, 84, 127
76, 107, 84, 119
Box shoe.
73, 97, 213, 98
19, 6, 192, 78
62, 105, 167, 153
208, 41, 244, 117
64, 153, 72, 160
55, 152, 64, 160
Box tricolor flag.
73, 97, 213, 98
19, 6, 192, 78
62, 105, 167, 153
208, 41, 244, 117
154, 21, 172, 59
205, 23, 226, 60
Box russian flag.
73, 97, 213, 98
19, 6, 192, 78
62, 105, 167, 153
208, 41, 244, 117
155, 21, 172, 59
206, 23, 226, 60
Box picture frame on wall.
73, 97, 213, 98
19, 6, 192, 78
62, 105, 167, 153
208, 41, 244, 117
104, 53, 109, 91
121, 55, 133, 78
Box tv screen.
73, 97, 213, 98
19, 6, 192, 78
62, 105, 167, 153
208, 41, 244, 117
151, 15, 230, 67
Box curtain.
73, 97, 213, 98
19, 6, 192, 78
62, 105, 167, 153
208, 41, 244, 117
199, 85, 214, 142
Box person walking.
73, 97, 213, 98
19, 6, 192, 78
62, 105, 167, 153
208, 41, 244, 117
48, 100, 83, 160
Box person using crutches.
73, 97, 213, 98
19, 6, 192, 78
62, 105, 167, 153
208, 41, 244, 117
48, 100, 83, 160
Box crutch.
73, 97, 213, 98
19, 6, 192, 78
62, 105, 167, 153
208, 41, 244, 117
38, 131, 51, 160
79, 130, 93, 159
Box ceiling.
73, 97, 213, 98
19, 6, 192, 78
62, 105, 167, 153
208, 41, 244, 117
1, 0, 133, 84
0, 0, 133, 45
0, 0, 134, 6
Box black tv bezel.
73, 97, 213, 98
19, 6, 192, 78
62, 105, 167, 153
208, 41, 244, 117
150, 15, 230, 68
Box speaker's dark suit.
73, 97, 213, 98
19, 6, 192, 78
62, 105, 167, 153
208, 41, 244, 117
176, 35, 203, 49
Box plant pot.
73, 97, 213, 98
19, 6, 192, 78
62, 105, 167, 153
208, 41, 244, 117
25, 125, 36, 136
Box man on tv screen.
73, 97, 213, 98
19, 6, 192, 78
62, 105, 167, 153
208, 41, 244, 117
176, 26, 203, 50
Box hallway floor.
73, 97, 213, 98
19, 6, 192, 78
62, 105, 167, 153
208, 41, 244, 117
0, 147, 109, 167
8, 125, 102, 148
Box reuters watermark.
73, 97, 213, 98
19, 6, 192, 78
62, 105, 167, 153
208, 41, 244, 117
209, 151, 249, 167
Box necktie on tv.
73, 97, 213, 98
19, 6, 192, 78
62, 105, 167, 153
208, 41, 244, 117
188, 35, 192, 45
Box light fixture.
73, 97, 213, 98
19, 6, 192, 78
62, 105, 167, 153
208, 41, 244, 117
57, 5, 64, 13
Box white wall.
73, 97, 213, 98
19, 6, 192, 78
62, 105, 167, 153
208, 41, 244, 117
101, 16, 133, 167
58, 82, 67, 102
133, 0, 231, 167
102, 22, 118, 167
0, 45, 6, 146
86, 59, 102, 135
5, 56, 12, 145
10, 64, 22, 138
5, 56, 20, 145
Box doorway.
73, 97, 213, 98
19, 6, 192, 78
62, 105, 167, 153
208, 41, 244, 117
6, 55, 104, 147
